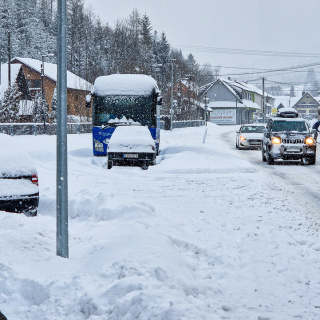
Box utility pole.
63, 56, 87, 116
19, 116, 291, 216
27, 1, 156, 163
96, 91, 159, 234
7, 31, 11, 87
262, 77, 266, 123
0, 40, 2, 86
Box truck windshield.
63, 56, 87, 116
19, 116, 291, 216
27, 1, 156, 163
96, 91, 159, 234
272, 121, 308, 132
93, 95, 156, 127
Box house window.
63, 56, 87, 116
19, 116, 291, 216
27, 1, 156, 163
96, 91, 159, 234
31, 79, 41, 89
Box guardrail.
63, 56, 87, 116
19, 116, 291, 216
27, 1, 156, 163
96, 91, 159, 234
0, 120, 205, 136
0, 123, 92, 136
172, 120, 205, 129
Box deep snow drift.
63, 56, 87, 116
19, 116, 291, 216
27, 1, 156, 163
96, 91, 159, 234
1, 123, 320, 320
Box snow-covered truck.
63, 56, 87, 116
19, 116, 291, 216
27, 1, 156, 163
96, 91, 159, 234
86, 74, 162, 157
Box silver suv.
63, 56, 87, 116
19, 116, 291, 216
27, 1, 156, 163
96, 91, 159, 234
262, 109, 317, 165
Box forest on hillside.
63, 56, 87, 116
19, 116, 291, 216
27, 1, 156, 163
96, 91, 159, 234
0, 0, 217, 115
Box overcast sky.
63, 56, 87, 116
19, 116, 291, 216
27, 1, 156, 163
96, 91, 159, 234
84, 0, 320, 84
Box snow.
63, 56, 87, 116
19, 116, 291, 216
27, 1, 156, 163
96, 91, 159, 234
92, 74, 159, 96
0, 125, 320, 319
108, 125, 155, 153
11, 57, 92, 91
0, 134, 37, 176
208, 99, 260, 110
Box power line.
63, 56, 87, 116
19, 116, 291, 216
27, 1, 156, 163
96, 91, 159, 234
176, 44, 320, 58
217, 61, 320, 77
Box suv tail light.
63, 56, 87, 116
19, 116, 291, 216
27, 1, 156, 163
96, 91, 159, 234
32, 174, 39, 186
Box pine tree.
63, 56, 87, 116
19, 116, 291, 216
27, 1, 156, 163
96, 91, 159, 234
290, 85, 296, 97
33, 92, 47, 123
304, 68, 320, 97
0, 84, 21, 123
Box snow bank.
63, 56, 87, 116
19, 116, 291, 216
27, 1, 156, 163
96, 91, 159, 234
1, 125, 320, 319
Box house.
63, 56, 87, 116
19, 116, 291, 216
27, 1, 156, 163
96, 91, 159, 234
0, 63, 33, 122
199, 78, 273, 125
291, 92, 320, 119
173, 77, 206, 121
11, 57, 92, 119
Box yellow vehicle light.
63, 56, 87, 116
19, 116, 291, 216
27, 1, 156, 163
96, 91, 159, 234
240, 135, 246, 141
271, 137, 281, 144
305, 137, 315, 145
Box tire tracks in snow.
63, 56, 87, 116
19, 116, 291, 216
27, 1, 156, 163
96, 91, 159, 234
223, 128, 320, 225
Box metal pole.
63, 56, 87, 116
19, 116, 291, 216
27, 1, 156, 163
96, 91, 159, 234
56, 0, 68, 258
0, 40, 2, 86
262, 77, 266, 123
236, 98, 238, 125
7, 31, 10, 88
41, 56, 47, 134
170, 61, 174, 131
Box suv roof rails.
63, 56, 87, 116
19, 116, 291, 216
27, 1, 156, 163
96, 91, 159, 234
276, 107, 299, 118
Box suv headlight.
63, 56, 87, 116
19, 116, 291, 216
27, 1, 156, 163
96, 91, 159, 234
239, 135, 246, 141
305, 137, 315, 145
271, 137, 281, 144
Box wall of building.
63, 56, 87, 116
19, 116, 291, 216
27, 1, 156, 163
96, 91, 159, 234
207, 81, 236, 102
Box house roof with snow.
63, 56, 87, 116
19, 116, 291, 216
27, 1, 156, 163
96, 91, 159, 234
11, 57, 92, 92
200, 78, 274, 101
200, 78, 261, 110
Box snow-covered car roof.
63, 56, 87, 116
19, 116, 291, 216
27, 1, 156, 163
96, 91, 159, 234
0, 134, 37, 176
92, 74, 159, 96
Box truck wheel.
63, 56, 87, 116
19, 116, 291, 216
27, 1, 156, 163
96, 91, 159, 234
107, 161, 113, 169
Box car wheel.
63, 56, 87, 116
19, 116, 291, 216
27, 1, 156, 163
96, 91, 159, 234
141, 162, 149, 170
308, 155, 316, 165
107, 161, 113, 169
24, 209, 37, 217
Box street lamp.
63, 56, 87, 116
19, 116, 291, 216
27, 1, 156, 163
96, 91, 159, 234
41, 53, 54, 133
170, 59, 176, 131
203, 94, 209, 126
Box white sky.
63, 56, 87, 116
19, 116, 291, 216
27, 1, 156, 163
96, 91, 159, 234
84, 0, 320, 82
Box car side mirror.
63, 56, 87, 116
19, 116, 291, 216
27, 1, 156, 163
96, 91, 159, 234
86, 94, 92, 108
263, 128, 268, 133
311, 128, 317, 134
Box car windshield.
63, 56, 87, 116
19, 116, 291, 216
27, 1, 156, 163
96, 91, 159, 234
241, 126, 264, 133
271, 121, 308, 132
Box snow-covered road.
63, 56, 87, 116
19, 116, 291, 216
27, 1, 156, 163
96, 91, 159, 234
1, 123, 320, 320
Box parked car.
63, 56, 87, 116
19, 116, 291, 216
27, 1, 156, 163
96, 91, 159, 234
0, 134, 39, 216
107, 125, 157, 170
262, 108, 317, 165
236, 124, 265, 149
